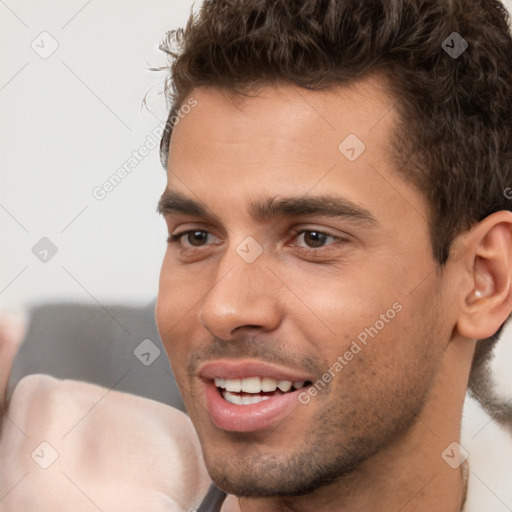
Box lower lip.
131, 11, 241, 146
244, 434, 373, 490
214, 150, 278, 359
203, 381, 305, 432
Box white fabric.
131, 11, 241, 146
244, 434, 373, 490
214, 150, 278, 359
0, 375, 211, 512
461, 395, 512, 511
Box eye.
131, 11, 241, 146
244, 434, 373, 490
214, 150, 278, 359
169, 230, 221, 248
292, 230, 341, 249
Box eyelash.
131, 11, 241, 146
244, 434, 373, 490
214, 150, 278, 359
167, 229, 345, 253
167, 231, 219, 246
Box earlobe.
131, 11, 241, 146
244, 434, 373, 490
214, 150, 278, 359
457, 211, 512, 340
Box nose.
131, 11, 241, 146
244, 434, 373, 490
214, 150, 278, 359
199, 247, 282, 340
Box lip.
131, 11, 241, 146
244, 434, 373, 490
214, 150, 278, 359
199, 359, 315, 382
199, 359, 315, 433
203, 380, 307, 432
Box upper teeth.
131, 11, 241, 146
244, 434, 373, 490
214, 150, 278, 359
214, 377, 305, 393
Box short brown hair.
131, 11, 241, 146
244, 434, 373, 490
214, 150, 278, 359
158, 0, 512, 419
160, 0, 512, 264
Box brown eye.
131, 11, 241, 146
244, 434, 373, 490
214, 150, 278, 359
302, 231, 329, 248
187, 230, 209, 246
169, 229, 221, 248
293, 230, 339, 249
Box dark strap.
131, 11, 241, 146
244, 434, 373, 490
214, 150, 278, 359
197, 483, 228, 512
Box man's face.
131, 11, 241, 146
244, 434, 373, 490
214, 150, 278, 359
156, 78, 454, 496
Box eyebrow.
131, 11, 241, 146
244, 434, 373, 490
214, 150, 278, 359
158, 189, 379, 227
158, 189, 212, 218
250, 195, 378, 226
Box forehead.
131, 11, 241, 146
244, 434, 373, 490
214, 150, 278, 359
165, 77, 427, 233
170, 76, 397, 168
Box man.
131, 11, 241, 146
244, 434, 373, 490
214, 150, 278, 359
1, 0, 512, 511
154, 0, 512, 510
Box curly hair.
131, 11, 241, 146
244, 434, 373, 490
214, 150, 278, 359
158, 0, 512, 423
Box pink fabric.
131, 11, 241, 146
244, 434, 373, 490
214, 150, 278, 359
0, 375, 211, 511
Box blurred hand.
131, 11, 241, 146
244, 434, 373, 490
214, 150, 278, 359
0, 375, 211, 511
0, 311, 26, 414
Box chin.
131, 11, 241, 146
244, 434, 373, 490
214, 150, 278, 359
201, 443, 370, 498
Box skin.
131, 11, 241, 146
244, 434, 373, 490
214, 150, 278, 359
156, 76, 512, 512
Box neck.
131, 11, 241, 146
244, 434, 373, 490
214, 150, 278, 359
223, 340, 473, 512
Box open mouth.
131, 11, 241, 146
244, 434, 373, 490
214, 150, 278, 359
215, 377, 312, 405
200, 361, 316, 431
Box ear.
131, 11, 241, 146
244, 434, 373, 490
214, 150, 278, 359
457, 211, 512, 340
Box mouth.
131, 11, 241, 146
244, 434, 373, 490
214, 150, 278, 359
199, 361, 314, 432
215, 377, 310, 405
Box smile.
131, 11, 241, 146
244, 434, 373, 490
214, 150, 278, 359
215, 377, 308, 405
199, 361, 314, 432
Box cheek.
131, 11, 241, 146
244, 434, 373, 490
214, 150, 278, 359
156, 257, 206, 365
157, 253, 211, 321
279, 263, 404, 354
285, 257, 440, 373
350, 281, 447, 387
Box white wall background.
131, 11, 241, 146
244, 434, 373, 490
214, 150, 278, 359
0, 0, 198, 310
0, 0, 511, 397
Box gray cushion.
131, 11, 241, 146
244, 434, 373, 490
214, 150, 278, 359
7, 301, 185, 412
